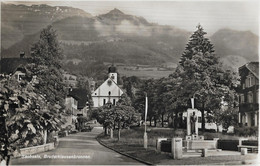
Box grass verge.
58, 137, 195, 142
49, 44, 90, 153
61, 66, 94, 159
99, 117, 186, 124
97, 126, 258, 165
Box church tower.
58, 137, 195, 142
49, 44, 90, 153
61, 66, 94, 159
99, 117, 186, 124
108, 65, 117, 84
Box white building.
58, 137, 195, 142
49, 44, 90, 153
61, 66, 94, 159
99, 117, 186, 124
92, 65, 123, 107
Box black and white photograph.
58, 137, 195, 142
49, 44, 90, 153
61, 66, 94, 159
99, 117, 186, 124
0, 0, 259, 165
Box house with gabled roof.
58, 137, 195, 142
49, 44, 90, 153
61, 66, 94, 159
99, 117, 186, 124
238, 62, 259, 127
91, 65, 123, 107
0, 53, 30, 82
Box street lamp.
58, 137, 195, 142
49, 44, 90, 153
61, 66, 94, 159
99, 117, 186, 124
144, 92, 148, 149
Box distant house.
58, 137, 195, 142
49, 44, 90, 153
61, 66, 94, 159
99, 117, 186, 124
91, 65, 123, 107
238, 62, 259, 127
0, 53, 29, 81
68, 88, 90, 116
65, 95, 78, 115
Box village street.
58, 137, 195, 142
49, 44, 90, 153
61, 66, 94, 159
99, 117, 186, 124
10, 127, 142, 165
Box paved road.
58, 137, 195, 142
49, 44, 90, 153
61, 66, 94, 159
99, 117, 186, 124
10, 127, 142, 165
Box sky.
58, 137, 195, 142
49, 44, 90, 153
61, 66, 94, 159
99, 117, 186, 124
2, 0, 259, 35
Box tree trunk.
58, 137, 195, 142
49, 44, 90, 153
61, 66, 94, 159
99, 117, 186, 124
104, 127, 108, 136
154, 117, 157, 127
44, 129, 47, 144
161, 113, 164, 127
201, 109, 205, 132
118, 121, 121, 141
149, 117, 152, 126
6, 155, 10, 166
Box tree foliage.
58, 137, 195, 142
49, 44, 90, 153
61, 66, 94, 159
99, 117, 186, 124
92, 94, 138, 140
26, 25, 66, 106
0, 75, 62, 164
175, 24, 238, 130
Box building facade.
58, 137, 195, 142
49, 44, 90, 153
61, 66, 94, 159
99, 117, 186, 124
65, 96, 78, 115
238, 62, 259, 127
92, 65, 123, 107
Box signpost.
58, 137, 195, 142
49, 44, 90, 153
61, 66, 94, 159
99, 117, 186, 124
144, 93, 148, 149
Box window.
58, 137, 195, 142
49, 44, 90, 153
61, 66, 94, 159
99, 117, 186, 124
242, 83, 245, 89
247, 92, 253, 103
249, 77, 252, 87
113, 99, 116, 105
240, 94, 245, 103
108, 91, 111, 96
103, 99, 106, 105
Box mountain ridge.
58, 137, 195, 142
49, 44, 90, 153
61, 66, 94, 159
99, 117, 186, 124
1, 4, 258, 71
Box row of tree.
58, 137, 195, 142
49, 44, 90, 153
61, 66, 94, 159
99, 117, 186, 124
91, 25, 239, 137
132, 25, 239, 131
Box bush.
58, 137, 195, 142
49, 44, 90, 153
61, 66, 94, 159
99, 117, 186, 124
161, 140, 171, 153
199, 128, 216, 133
218, 140, 239, 151
242, 140, 258, 146
234, 126, 258, 136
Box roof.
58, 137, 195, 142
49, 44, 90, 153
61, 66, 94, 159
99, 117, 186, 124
68, 88, 89, 109
0, 58, 29, 74
239, 62, 259, 79
108, 65, 117, 73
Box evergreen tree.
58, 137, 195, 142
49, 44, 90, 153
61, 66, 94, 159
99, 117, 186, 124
179, 24, 215, 67
177, 24, 238, 131
26, 25, 66, 107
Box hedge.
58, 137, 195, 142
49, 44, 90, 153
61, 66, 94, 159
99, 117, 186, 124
234, 126, 258, 136
161, 140, 171, 153
217, 140, 239, 151
242, 140, 258, 146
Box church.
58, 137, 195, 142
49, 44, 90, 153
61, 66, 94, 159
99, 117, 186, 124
91, 65, 123, 107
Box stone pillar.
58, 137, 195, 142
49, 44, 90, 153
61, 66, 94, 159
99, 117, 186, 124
202, 149, 208, 157
110, 128, 113, 139
187, 111, 191, 136
213, 138, 219, 149
144, 132, 148, 149
156, 138, 167, 152
241, 148, 247, 155
238, 112, 241, 123
171, 138, 182, 159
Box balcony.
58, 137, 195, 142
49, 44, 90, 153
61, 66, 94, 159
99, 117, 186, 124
239, 103, 259, 113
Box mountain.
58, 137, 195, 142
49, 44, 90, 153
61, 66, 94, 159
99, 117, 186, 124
1, 6, 259, 71
1, 3, 92, 49
1, 7, 191, 65
211, 29, 259, 62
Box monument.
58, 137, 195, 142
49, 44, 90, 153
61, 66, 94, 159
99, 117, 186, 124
183, 97, 219, 151
186, 97, 198, 136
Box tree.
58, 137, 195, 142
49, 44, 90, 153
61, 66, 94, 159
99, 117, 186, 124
93, 94, 138, 140
176, 24, 238, 131
0, 75, 61, 165
133, 79, 159, 126
113, 94, 138, 140
221, 108, 239, 131
26, 25, 66, 106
